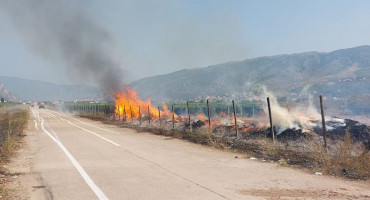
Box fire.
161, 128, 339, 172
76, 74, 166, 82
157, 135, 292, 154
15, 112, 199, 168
242, 127, 252, 132
114, 88, 172, 120
197, 113, 207, 121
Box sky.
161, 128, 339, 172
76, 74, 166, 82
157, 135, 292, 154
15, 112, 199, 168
1, 0, 370, 86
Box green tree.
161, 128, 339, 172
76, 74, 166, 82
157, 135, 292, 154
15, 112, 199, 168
0, 97, 4, 103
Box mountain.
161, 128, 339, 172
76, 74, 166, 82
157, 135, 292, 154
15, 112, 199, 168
0, 76, 102, 101
131, 46, 370, 114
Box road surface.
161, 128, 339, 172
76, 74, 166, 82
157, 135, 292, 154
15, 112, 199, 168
8, 108, 370, 199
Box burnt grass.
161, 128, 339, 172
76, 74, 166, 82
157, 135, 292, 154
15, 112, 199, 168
80, 114, 370, 180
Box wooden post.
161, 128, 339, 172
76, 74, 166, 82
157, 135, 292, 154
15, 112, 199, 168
139, 106, 142, 125
320, 95, 327, 149
187, 102, 191, 131
172, 105, 175, 129
207, 99, 211, 131
148, 105, 151, 126
267, 97, 275, 142
158, 106, 161, 127
118, 105, 120, 121
232, 100, 239, 139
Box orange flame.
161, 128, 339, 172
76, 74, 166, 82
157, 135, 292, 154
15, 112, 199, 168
114, 88, 172, 120
197, 113, 207, 122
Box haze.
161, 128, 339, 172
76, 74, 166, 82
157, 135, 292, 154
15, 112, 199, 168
1, 0, 370, 86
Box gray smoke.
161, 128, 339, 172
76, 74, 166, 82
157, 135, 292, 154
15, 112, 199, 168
0, 0, 125, 92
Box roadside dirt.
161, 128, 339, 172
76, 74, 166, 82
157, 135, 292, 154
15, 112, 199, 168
1, 119, 46, 200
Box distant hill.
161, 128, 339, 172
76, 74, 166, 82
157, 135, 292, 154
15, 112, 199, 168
0, 76, 102, 101
131, 46, 370, 114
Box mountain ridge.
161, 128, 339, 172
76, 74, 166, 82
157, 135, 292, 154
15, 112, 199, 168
130, 45, 370, 106
0, 76, 102, 101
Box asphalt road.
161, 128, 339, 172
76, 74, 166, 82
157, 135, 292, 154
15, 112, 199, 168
15, 108, 369, 200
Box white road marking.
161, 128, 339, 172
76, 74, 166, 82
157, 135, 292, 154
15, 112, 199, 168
66, 120, 120, 147
41, 110, 119, 146
52, 111, 121, 135
45, 123, 61, 142
31, 109, 36, 119
40, 118, 109, 200
43, 112, 62, 121
33, 120, 38, 130
31, 109, 40, 121
46, 112, 59, 118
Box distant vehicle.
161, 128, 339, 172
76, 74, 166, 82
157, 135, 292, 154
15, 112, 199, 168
39, 105, 45, 109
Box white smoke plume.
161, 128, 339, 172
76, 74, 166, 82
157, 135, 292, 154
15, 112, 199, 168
256, 86, 321, 133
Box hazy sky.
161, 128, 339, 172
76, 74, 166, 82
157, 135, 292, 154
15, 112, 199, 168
1, 0, 370, 85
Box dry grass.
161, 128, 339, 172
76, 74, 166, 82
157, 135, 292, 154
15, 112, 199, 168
0, 106, 29, 198
321, 129, 370, 179
0, 107, 28, 161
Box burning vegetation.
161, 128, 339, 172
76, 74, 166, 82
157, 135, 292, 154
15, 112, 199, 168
109, 87, 369, 146
113, 88, 177, 121
65, 86, 370, 179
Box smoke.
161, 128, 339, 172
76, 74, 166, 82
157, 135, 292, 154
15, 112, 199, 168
251, 85, 321, 133
0, 0, 125, 92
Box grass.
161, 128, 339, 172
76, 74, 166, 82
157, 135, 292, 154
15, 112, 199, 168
0, 105, 29, 198
0, 107, 29, 161
80, 113, 370, 180
321, 129, 370, 179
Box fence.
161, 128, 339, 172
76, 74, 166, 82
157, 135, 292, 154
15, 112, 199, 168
63, 95, 330, 146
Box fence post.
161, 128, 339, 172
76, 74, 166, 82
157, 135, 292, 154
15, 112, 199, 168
267, 97, 275, 142
207, 99, 211, 131
320, 95, 327, 149
232, 100, 239, 139
187, 102, 191, 131
123, 105, 126, 122
172, 105, 175, 129
148, 105, 151, 126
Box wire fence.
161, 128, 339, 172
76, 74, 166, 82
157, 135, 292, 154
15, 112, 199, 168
62, 95, 333, 146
